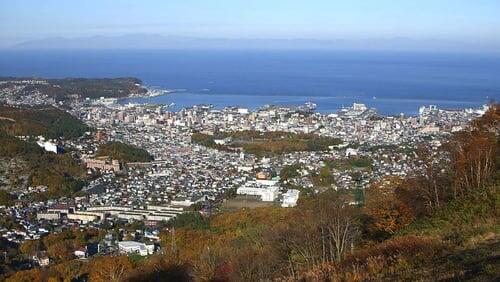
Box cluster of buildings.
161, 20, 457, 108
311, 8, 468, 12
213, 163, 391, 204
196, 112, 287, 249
0, 79, 56, 106
83, 157, 122, 172
37, 203, 185, 225
81, 100, 485, 148
65, 99, 486, 205
0, 80, 490, 267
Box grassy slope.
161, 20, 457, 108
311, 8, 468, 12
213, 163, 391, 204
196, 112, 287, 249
301, 184, 499, 281
392, 184, 500, 281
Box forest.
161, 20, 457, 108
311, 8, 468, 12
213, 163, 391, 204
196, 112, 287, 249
0, 105, 89, 139
97, 141, 154, 163
0, 106, 88, 200
47, 77, 147, 99
0, 77, 147, 100
192, 130, 342, 156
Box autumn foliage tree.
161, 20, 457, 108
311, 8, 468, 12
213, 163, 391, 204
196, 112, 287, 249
5, 268, 45, 282
449, 104, 499, 195
89, 256, 133, 282
404, 146, 452, 214
118, 255, 195, 282
364, 177, 415, 238
19, 239, 43, 257
311, 191, 359, 262
449, 130, 497, 197
262, 190, 359, 278
361, 104, 499, 241
46, 241, 74, 262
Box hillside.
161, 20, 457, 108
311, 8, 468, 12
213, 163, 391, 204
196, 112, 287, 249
6, 184, 498, 282
47, 77, 146, 99
96, 141, 153, 163
0, 106, 88, 198
0, 77, 146, 100
0, 131, 86, 198
300, 184, 499, 281
0, 105, 89, 139
4, 105, 499, 281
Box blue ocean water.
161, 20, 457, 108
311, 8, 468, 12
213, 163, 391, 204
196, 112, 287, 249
0, 49, 499, 115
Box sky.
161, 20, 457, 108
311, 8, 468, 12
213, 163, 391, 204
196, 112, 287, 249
1, 0, 500, 50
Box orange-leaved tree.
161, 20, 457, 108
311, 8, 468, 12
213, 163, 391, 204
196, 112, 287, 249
364, 176, 415, 237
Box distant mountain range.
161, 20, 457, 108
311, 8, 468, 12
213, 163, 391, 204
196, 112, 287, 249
9, 34, 499, 52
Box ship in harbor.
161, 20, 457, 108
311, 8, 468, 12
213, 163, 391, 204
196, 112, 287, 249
297, 102, 317, 112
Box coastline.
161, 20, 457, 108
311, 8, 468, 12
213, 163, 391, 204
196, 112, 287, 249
127, 85, 175, 99
2, 50, 499, 115
119, 90, 489, 117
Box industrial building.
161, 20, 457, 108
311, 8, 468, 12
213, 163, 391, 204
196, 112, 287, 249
237, 179, 280, 202
36, 137, 63, 154
118, 241, 155, 256
281, 189, 300, 208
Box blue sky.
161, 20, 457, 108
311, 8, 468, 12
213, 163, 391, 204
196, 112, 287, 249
1, 0, 500, 49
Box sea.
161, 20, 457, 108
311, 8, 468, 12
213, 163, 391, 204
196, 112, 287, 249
0, 49, 499, 115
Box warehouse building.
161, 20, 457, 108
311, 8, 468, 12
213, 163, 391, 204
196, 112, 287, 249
118, 241, 154, 256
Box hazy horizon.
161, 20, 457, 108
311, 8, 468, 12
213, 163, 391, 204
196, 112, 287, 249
2, 34, 498, 53
1, 0, 500, 52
